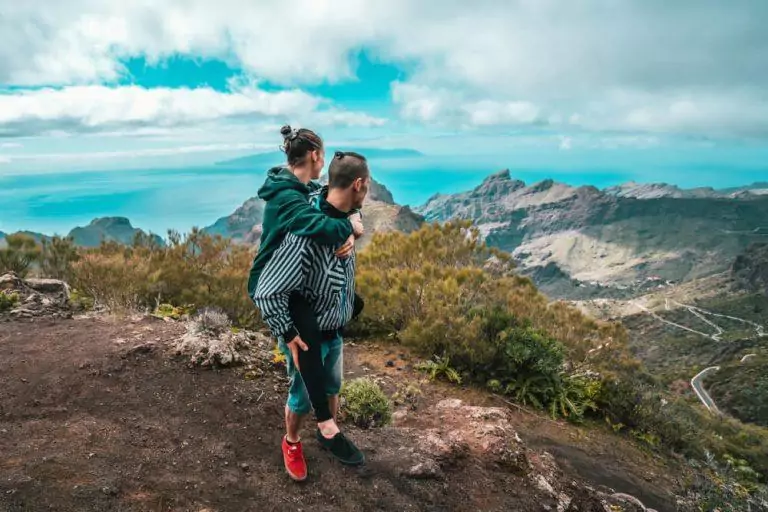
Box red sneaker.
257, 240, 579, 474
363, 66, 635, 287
282, 436, 307, 482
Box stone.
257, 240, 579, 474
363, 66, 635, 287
404, 460, 443, 480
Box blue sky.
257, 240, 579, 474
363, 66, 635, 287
1, 1, 768, 234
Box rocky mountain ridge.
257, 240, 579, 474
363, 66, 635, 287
202, 175, 424, 247
416, 170, 768, 298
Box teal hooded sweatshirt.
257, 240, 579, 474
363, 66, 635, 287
247, 166, 354, 297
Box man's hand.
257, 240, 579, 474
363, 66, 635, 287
335, 234, 355, 258
287, 334, 309, 370
350, 212, 364, 239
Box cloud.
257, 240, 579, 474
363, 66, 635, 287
391, 82, 543, 127
559, 136, 572, 151
0, 142, 22, 149
1, 1, 767, 138
0, 84, 386, 137
0, 156, 10, 164
10, 142, 273, 162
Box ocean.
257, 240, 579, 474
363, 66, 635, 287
1, 153, 766, 237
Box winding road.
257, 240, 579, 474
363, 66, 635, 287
632, 298, 765, 413
690, 366, 722, 414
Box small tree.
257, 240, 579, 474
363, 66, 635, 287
0, 233, 41, 277
41, 236, 79, 280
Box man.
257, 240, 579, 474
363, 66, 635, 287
251, 150, 370, 482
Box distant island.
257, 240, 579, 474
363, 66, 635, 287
216, 147, 424, 168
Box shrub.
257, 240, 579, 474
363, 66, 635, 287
70, 229, 259, 326
40, 236, 79, 281
0, 233, 41, 277
355, 222, 632, 420
0, 291, 20, 312
340, 377, 393, 428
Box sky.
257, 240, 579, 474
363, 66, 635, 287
1, 1, 768, 234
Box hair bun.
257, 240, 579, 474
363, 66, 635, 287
280, 125, 293, 139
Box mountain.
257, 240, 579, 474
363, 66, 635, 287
216, 147, 423, 168
67, 217, 164, 248
604, 180, 768, 200
203, 176, 424, 247
416, 170, 768, 298
603, 181, 718, 199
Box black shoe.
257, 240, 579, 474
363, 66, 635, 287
316, 429, 365, 466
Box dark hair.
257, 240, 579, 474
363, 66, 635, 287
328, 151, 369, 189
279, 125, 323, 166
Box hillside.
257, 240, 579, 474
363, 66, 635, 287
0, 274, 697, 512
203, 176, 424, 247
416, 170, 768, 298
733, 242, 768, 294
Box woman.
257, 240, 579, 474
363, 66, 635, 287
247, 125, 364, 473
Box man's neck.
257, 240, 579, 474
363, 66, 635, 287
326, 188, 353, 213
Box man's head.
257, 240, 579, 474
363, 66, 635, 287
328, 151, 370, 210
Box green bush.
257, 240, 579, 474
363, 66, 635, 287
355, 225, 624, 422
0, 233, 41, 277
341, 377, 393, 428
0, 291, 20, 312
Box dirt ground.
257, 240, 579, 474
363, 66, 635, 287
0, 316, 686, 512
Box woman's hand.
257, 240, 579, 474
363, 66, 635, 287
286, 334, 308, 370
350, 212, 364, 238
335, 234, 356, 258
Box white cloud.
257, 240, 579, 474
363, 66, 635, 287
10, 142, 273, 162
0, 142, 22, 149
0, 156, 10, 164
0, 84, 385, 137
559, 136, 572, 151
391, 82, 542, 127
1, 1, 767, 138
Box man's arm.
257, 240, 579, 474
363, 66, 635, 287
251, 234, 311, 341
280, 191, 358, 245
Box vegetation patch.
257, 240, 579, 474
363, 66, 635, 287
341, 377, 393, 429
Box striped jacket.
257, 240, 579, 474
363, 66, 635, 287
251, 191, 356, 341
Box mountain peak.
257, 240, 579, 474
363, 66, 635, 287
482, 169, 513, 184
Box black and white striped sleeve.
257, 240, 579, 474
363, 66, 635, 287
251, 234, 311, 341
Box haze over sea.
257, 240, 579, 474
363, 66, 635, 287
2, 146, 767, 237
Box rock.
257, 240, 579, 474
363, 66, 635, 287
25, 278, 70, 296
173, 320, 271, 369
0, 273, 72, 319
0, 273, 23, 290
123, 343, 155, 357
404, 460, 443, 480
535, 474, 557, 497
239, 462, 250, 472
101, 485, 119, 496
606, 493, 647, 512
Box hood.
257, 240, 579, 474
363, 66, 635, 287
257, 166, 309, 201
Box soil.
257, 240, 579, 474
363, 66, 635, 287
0, 316, 687, 511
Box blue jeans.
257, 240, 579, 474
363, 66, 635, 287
278, 332, 344, 415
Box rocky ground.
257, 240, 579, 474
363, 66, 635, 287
0, 274, 691, 511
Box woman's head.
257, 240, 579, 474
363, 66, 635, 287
280, 125, 324, 179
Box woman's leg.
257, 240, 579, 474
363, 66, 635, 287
287, 292, 333, 422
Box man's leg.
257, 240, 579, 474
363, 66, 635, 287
315, 332, 364, 466
323, 336, 343, 421
279, 338, 312, 481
